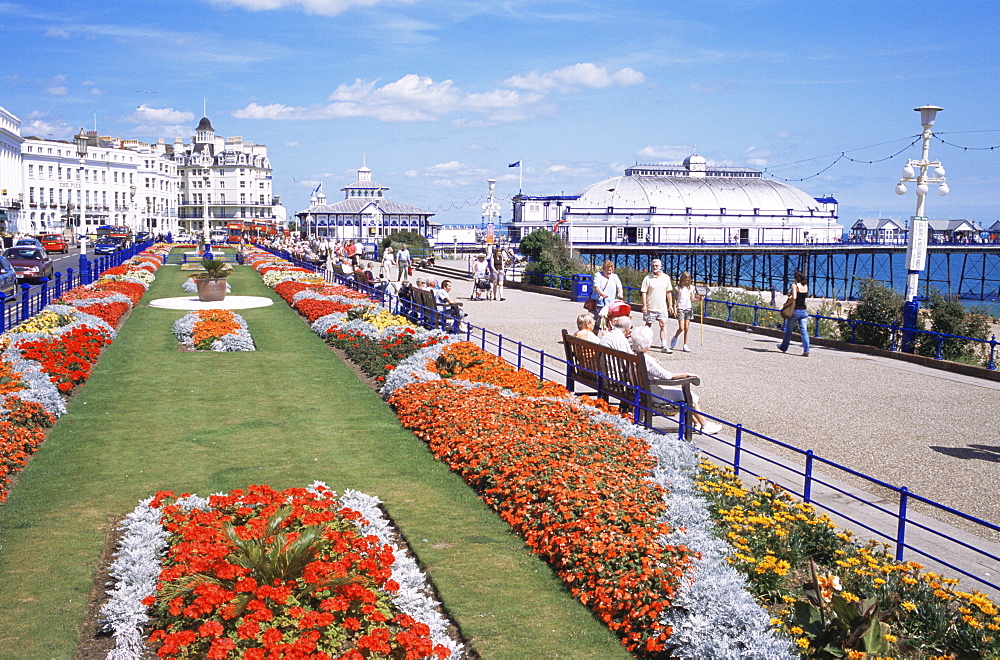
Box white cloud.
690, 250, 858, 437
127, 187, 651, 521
505, 63, 645, 92
427, 160, 464, 172
284, 141, 300, 147
404, 169, 420, 178
205, 0, 411, 17
46, 86, 68, 96
234, 65, 640, 125
124, 104, 197, 138
637, 145, 693, 161
747, 158, 769, 167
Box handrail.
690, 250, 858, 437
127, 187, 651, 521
258, 246, 1000, 594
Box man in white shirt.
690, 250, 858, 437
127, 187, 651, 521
640, 259, 674, 353
599, 316, 634, 354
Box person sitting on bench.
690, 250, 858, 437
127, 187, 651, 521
630, 326, 722, 435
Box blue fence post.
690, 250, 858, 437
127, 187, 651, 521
803, 450, 815, 503
896, 487, 909, 562
752, 304, 759, 327
812, 314, 820, 338
53, 271, 62, 299
80, 254, 92, 285
517, 342, 523, 370
989, 335, 997, 370
0, 294, 6, 334
935, 334, 944, 360
733, 424, 744, 476
726, 302, 734, 322
677, 407, 687, 442
481, 326, 487, 350
65, 267, 75, 290
19, 283, 31, 322
39, 277, 49, 309
539, 350, 545, 382
890, 324, 898, 352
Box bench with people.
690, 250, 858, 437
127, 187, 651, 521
562, 314, 722, 438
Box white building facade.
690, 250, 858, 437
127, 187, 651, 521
172, 117, 281, 237
0, 107, 24, 233
511, 154, 842, 245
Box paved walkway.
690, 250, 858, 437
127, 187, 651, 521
425, 260, 1000, 595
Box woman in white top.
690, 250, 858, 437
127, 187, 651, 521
669, 271, 700, 352
380, 246, 395, 278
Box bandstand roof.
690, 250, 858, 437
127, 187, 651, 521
573, 172, 824, 214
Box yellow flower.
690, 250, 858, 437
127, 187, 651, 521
884, 633, 898, 643
789, 626, 804, 635
796, 638, 810, 649
841, 591, 860, 603
901, 601, 917, 612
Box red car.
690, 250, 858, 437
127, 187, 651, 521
3, 246, 55, 283
38, 233, 69, 253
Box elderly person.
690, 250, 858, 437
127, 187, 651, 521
573, 313, 599, 342
472, 253, 490, 300
435, 279, 464, 333
591, 260, 624, 333
630, 326, 722, 434
599, 315, 633, 354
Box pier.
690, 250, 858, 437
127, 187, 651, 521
575, 244, 1000, 301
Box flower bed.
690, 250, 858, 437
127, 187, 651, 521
172, 310, 255, 352
247, 249, 793, 657
101, 483, 461, 660
0, 249, 165, 502
696, 461, 1000, 658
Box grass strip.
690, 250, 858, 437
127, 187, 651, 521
0, 260, 629, 659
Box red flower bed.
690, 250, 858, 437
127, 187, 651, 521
145, 485, 450, 660
294, 298, 358, 323
389, 380, 696, 655
274, 280, 320, 304
93, 280, 147, 304
76, 301, 131, 326
16, 326, 111, 393
0, 397, 56, 503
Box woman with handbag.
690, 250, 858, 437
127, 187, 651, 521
777, 271, 810, 356
591, 260, 623, 332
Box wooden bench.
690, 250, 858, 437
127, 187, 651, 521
561, 329, 700, 439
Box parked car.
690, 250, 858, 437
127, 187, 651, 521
14, 237, 45, 250
93, 238, 121, 256
135, 231, 152, 243
3, 246, 55, 283
0, 254, 16, 297
38, 233, 69, 253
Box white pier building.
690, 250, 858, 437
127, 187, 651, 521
510, 153, 842, 245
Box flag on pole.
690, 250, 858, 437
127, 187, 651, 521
508, 160, 521, 168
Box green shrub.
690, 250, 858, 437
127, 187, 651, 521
839, 279, 904, 349
705, 288, 782, 327
915, 290, 991, 364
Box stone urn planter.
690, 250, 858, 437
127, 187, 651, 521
196, 277, 228, 302
195, 259, 232, 302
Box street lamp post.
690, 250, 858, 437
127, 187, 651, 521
129, 185, 137, 234
202, 173, 211, 245
74, 128, 88, 254
895, 104, 949, 351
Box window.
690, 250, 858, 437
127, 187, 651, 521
29, 187, 35, 203
28, 165, 34, 177
240, 181, 246, 188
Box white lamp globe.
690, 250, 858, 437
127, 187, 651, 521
902, 164, 915, 178
895, 183, 907, 195
938, 183, 950, 196
916, 183, 929, 196
934, 166, 946, 178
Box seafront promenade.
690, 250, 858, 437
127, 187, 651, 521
423, 259, 1000, 594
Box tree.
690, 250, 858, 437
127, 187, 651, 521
915, 290, 991, 363
381, 231, 429, 253
520, 230, 585, 288
840, 279, 904, 349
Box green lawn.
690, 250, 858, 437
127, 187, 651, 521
0, 258, 629, 659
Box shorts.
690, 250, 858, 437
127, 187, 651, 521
643, 309, 670, 324
677, 308, 694, 322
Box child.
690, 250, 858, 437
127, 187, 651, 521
670, 272, 699, 352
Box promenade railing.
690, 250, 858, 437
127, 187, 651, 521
260, 246, 1000, 594
0, 240, 153, 334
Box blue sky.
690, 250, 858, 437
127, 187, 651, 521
2, 0, 997, 228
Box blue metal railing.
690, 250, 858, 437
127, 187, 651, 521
0, 240, 154, 333
258, 246, 1000, 593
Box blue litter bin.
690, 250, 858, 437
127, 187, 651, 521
571, 274, 593, 302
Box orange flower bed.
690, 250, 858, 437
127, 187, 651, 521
0, 397, 56, 503
274, 280, 321, 304
191, 310, 244, 349
0, 358, 27, 397
389, 380, 696, 655
76, 301, 131, 326
294, 298, 358, 323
